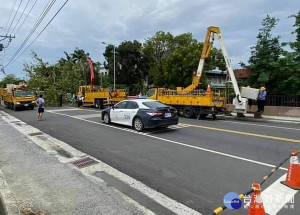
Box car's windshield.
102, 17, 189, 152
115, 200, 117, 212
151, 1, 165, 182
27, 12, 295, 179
14, 91, 34, 97
142, 101, 168, 109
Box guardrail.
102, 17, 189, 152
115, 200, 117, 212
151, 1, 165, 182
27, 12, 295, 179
227, 95, 300, 107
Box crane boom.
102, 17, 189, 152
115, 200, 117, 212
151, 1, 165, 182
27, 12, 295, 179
184, 26, 244, 107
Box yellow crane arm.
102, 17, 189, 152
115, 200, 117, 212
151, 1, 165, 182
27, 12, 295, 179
183, 26, 221, 92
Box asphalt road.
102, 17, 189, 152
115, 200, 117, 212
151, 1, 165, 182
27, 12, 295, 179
2, 106, 300, 215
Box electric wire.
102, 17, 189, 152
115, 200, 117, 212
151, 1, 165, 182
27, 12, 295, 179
1, 0, 17, 35
4, 0, 69, 68
10, 0, 31, 35
14, 0, 38, 36
5, 0, 23, 35
4, 0, 56, 68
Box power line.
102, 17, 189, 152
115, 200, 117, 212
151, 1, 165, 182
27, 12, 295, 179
4, 0, 69, 68
1, 0, 17, 35
3, 0, 56, 67
14, 0, 38, 35
10, 0, 31, 35
5, 0, 23, 35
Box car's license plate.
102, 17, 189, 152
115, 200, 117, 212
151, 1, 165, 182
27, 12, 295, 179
24, 104, 28, 107
165, 113, 171, 117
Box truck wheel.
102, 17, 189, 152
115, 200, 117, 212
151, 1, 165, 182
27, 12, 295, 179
133, 117, 144, 132
183, 107, 194, 118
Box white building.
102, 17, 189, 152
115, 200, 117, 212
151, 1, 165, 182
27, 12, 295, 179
99, 66, 109, 76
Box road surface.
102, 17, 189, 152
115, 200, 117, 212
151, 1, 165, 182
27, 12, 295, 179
2, 106, 299, 215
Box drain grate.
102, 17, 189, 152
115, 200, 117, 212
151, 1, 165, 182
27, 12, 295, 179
71, 157, 98, 168
29, 132, 43, 136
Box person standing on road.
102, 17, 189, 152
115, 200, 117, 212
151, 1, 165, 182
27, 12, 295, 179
257, 87, 267, 113
36, 94, 45, 121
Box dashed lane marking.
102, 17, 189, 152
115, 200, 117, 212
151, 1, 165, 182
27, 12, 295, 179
179, 123, 300, 143
218, 120, 300, 131
48, 108, 101, 113
70, 113, 101, 119
47, 111, 288, 171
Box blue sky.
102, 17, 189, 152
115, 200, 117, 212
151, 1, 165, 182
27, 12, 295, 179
0, 0, 299, 81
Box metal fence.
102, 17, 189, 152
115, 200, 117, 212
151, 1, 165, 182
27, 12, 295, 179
265, 95, 300, 107
228, 95, 300, 107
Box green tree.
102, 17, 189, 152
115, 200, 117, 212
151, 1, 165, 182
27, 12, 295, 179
144, 31, 226, 89
244, 15, 282, 92
24, 48, 102, 106
143, 31, 174, 86
0, 74, 23, 87
278, 11, 300, 95
103, 41, 148, 93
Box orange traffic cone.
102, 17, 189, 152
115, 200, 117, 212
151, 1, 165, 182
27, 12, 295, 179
247, 183, 266, 215
281, 150, 300, 190
207, 84, 211, 92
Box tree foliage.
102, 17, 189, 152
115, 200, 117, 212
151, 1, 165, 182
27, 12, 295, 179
24, 48, 102, 105
143, 31, 225, 89
0, 74, 23, 87
103, 40, 148, 93
242, 13, 300, 95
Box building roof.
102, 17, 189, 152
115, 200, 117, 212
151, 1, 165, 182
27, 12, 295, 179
234, 69, 252, 79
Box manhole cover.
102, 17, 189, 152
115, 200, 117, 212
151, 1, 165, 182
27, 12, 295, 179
29, 132, 43, 136
71, 157, 98, 168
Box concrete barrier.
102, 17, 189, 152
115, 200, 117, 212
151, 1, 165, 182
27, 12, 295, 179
249, 105, 300, 117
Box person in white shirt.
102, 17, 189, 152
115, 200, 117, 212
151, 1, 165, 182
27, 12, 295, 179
36, 94, 45, 121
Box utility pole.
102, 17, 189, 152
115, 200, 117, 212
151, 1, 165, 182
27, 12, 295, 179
0, 35, 15, 51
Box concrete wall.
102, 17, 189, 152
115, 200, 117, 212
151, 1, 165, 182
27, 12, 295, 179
248, 105, 300, 117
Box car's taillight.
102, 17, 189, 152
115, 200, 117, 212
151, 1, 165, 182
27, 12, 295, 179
174, 110, 178, 114
147, 112, 163, 116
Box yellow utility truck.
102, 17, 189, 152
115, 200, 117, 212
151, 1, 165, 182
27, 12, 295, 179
0, 83, 36, 111
77, 85, 127, 108
147, 26, 258, 118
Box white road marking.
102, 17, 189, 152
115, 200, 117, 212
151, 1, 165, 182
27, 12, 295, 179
0, 111, 201, 215
48, 108, 79, 112
220, 120, 300, 131
267, 119, 300, 124
70, 113, 101, 119
261, 174, 298, 215
48, 108, 101, 113
47, 111, 288, 171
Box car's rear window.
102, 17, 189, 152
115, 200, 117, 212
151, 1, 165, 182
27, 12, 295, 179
142, 101, 168, 108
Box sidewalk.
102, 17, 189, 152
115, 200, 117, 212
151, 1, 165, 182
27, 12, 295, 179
0, 114, 145, 215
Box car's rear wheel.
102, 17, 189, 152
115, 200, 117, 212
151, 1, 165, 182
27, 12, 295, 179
103, 113, 110, 124
133, 117, 144, 132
